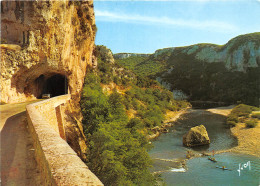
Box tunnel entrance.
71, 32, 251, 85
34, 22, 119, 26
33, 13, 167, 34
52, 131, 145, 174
43, 74, 68, 97
34, 74, 68, 98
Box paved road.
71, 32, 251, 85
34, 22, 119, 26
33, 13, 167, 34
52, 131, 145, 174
0, 101, 42, 186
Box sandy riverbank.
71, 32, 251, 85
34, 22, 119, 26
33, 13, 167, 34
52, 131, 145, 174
230, 123, 260, 157
147, 109, 188, 140
207, 105, 260, 158
206, 105, 235, 116
164, 109, 189, 123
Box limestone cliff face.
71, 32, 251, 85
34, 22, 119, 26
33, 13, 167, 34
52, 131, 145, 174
1, 0, 96, 103
150, 33, 260, 72
114, 53, 151, 59
178, 35, 260, 72
158, 33, 260, 105
96, 45, 115, 64
1, 1, 96, 160
153, 47, 174, 59
115, 33, 260, 105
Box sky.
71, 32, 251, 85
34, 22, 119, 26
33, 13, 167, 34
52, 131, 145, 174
94, 0, 260, 54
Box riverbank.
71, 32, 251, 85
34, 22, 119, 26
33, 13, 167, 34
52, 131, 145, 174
150, 105, 260, 186
207, 105, 260, 158
206, 105, 234, 116
147, 109, 188, 140
164, 109, 189, 123
231, 123, 260, 157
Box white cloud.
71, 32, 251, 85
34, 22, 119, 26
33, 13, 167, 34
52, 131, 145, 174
95, 10, 238, 33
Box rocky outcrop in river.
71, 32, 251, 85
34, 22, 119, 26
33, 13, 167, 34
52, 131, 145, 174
183, 125, 210, 147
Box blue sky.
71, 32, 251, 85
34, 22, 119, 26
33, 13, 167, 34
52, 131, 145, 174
94, 0, 260, 54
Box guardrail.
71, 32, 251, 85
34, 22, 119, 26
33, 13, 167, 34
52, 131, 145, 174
26, 95, 103, 186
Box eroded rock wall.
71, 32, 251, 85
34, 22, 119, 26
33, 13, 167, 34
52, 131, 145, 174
180, 41, 260, 72
1, 0, 96, 160
113, 53, 151, 59
1, 0, 96, 103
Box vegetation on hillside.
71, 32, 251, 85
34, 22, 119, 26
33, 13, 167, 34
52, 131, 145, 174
226, 104, 259, 128
116, 33, 260, 106
116, 56, 166, 77
224, 32, 260, 54
81, 46, 189, 185
162, 57, 260, 106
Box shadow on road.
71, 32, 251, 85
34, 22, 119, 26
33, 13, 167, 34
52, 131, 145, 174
1, 111, 42, 186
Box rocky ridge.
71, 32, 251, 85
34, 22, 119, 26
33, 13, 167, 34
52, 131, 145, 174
155, 33, 260, 72
116, 33, 260, 73
114, 53, 151, 59
96, 45, 115, 64
116, 33, 260, 106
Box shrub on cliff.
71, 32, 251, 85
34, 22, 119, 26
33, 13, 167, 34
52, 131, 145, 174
116, 34, 260, 106
81, 72, 156, 185
251, 113, 260, 119
245, 119, 258, 128
81, 46, 190, 185
115, 56, 164, 76
226, 104, 259, 127
226, 120, 237, 127
226, 114, 239, 124
231, 104, 254, 117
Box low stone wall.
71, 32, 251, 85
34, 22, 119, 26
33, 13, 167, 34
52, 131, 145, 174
26, 95, 103, 186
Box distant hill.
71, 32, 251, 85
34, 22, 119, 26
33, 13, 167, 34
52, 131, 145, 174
114, 53, 151, 59
115, 32, 260, 106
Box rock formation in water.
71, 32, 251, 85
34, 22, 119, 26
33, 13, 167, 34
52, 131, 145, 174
183, 125, 210, 147
1, 1, 96, 160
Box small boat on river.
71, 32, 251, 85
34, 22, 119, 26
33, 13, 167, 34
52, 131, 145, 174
216, 166, 231, 171
208, 157, 217, 162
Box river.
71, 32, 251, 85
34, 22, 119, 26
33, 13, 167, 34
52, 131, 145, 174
149, 109, 260, 185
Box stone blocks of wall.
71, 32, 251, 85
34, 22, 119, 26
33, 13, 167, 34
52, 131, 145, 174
30, 95, 70, 138
26, 95, 103, 186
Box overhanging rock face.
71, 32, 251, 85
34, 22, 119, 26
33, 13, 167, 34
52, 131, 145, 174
1, 0, 96, 103
1, 0, 96, 164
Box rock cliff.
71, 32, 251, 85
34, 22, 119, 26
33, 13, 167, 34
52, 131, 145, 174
114, 53, 151, 59
96, 45, 115, 64
172, 33, 260, 72
159, 33, 260, 106
116, 33, 260, 73
1, 1, 96, 160
116, 33, 260, 106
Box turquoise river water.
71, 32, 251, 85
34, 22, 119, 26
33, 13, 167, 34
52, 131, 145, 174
149, 109, 260, 186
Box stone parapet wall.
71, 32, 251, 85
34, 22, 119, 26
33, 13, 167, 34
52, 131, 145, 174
26, 95, 103, 186
30, 95, 71, 138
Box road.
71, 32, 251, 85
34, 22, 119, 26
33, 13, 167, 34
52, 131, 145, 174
0, 101, 42, 186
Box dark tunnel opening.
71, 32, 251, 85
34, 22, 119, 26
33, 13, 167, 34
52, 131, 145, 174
35, 74, 68, 98
44, 74, 68, 97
